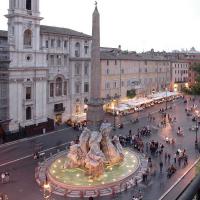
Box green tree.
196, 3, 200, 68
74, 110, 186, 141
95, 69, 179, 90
127, 89, 136, 99
183, 63, 200, 95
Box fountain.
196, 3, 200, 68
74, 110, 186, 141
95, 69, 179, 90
35, 123, 147, 198
63, 123, 124, 178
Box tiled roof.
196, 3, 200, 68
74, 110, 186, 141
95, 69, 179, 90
100, 50, 169, 61
0, 30, 8, 38
40, 25, 91, 38
0, 25, 91, 39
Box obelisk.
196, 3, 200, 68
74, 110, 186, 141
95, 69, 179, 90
87, 2, 104, 130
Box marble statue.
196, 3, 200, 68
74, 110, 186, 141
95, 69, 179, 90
100, 123, 124, 165
85, 131, 105, 177
64, 123, 124, 178
63, 144, 85, 169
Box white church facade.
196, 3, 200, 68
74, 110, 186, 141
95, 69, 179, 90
2, 0, 91, 133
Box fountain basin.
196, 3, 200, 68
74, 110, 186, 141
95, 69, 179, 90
35, 149, 147, 198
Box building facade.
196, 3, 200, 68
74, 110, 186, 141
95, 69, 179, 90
171, 61, 189, 91
0, 31, 9, 128
100, 49, 171, 99
2, 0, 91, 133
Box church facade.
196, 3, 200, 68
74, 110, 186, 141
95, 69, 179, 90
1, 0, 91, 133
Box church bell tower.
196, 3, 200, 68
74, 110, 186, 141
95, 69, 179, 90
6, 0, 42, 53
5, 0, 47, 132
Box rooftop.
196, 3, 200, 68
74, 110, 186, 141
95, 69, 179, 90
100, 48, 170, 61
40, 25, 91, 38
0, 25, 91, 39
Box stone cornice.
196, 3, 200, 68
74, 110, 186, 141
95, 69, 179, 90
8, 67, 48, 71
5, 13, 43, 21
9, 77, 48, 83
69, 57, 91, 62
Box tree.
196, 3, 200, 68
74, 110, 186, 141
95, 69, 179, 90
191, 63, 200, 94
127, 89, 136, 99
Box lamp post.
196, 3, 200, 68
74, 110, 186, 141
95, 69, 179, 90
165, 87, 168, 110
165, 67, 168, 110
113, 99, 116, 131
117, 45, 122, 97
195, 110, 199, 149
113, 94, 120, 131
43, 182, 51, 200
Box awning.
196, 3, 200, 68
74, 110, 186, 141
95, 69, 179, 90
71, 113, 86, 122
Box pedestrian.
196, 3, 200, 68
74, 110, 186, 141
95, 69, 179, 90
134, 177, 138, 186
164, 152, 168, 163
1, 172, 5, 184
161, 144, 165, 152
168, 153, 171, 163
158, 149, 162, 157
159, 160, 163, 173
5, 172, 9, 183
148, 156, 152, 163
33, 153, 37, 160
142, 172, 148, 183
145, 142, 149, 153
178, 156, 181, 167
184, 155, 188, 166
173, 153, 176, 164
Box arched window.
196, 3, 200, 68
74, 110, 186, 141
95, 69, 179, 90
56, 77, 62, 96
26, 107, 32, 120
24, 29, 32, 47
75, 42, 80, 57
26, 0, 32, 10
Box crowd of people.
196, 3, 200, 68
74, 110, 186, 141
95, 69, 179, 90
118, 126, 152, 152
115, 97, 194, 200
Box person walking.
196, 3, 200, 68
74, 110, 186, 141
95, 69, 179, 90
178, 156, 181, 167
159, 160, 163, 173
173, 153, 177, 164
184, 155, 188, 166
5, 172, 9, 183
1, 172, 5, 184
168, 153, 171, 163
164, 152, 168, 163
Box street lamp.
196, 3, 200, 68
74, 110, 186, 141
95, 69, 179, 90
113, 100, 116, 131
43, 182, 51, 200
112, 94, 120, 131
165, 67, 168, 110
165, 87, 168, 110
195, 110, 199, 149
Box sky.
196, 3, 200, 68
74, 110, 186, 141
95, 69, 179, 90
0, 0, 200, 52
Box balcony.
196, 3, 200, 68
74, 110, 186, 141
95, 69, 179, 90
27, 10, 32, 15
23, 99, 33, 106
